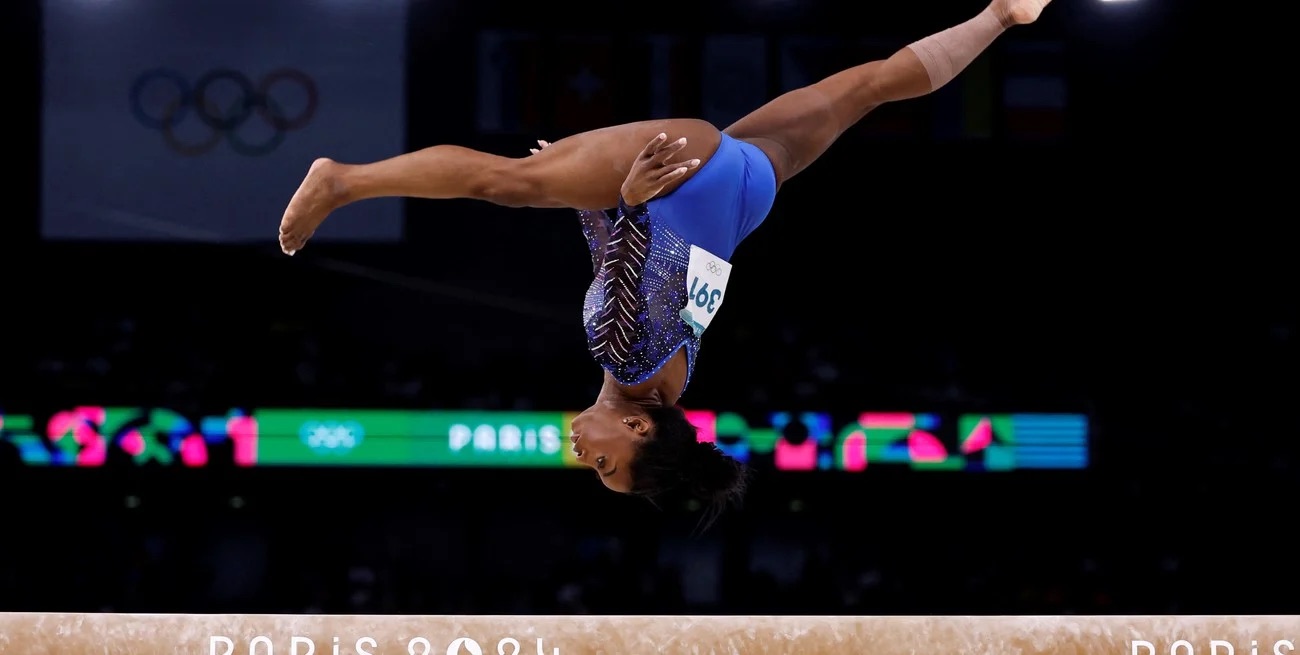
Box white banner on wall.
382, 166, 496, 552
41, 0, 408, 242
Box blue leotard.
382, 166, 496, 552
578, 134, 777, 394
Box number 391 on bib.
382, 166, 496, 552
680, 245, 733, 337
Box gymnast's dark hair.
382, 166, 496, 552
628, 405, 749, 531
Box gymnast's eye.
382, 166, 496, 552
596, 456, 607, 469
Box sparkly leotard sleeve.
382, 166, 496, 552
578, 198, 702, 393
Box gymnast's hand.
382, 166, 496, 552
620, 134, 701, 206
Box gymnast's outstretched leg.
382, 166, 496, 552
724, 0, 1051, 184
277, 119, 720, 254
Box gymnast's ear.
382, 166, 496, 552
622, 415, 651, 435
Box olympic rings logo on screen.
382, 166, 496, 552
129, 68, 318, 157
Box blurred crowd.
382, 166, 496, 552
4, 150, 1296, 617
6, 478, 1296, 616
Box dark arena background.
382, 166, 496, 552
1, 0, 1294, 651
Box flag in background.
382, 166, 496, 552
931, 54, 994, 141
701, 35, 768, 129
476, 30, 544, 135
1000, 40, 1067, 142
479, 32, 689, 135
644, 34, 691, 120
551, 35, 616, 134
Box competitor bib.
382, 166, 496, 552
680, 244, 733, 337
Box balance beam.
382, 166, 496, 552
0, 614, 1295, 654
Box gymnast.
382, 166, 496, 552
278, 0, 1052, 514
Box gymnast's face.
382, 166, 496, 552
570, 401, 649, 493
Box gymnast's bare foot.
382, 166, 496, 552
995, 0, 1051, 26
279, 158, 346, 255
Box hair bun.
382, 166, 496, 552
631, 406, 750, 530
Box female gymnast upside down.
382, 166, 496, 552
278, 0, 1052, 515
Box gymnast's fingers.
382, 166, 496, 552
657, 165, 691, 183
659, 158, 700, 177
529, 148, 539, 155
652, 138, 688, 164
638, 133, 668, 160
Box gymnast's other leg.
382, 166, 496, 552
724, 0, 1051, 184
277, 119, 720, 254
